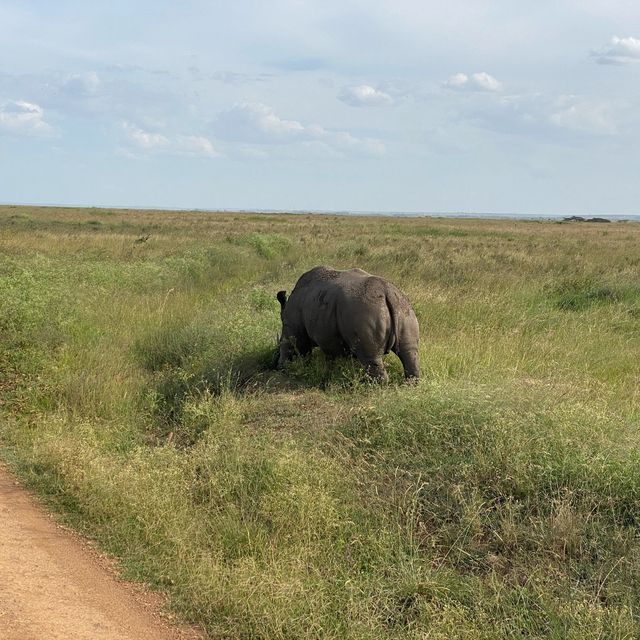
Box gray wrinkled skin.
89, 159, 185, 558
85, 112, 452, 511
276, 266, 420, 381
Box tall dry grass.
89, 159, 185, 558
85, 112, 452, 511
1, 205, 640, 638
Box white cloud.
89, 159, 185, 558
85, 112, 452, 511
215, 102, 305, 143
124, 124, 170, 150
338, 84, 393, 107
592, 36, 640, 65
330, 131, 386, 156
123, 122, 219, 157
444, 72, 503, 92
0, 100, 55, 137
213, 102, 385, 156
177, 135, 219, 157
549, 97, 618, 135
462, 92, 620, 139
472, 72, 503, 92
445, 73, 470, 89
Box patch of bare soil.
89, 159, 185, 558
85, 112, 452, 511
0, 464, 206, 640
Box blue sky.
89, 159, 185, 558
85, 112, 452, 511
0, 1, 639, 214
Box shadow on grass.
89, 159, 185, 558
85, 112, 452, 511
136, 325, 408, 446
142, 347, 277, 440
133, 308, 413, 447
274, 349, 407, 391
148, 348, 402, 428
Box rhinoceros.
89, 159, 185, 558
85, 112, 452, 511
276, 266, 420, 381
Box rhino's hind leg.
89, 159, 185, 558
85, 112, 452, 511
357, 354, 389, 383
398, 347, 420, 380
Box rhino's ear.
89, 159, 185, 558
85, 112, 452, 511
276, 290, 287, 309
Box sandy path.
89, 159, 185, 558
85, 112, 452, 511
0, 464, 205, 640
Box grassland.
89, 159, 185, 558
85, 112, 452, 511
1, 204, 640, 639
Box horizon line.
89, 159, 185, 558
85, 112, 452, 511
0, 201, 638, 220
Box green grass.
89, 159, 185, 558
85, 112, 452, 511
1, 205, 640, 638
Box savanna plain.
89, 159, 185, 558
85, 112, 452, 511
1, 205, 640, 639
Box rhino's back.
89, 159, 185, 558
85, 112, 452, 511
292, 265, 406, 308
292, 267, 383, 309
290, 267, 398, 353
293, 266, 364, 290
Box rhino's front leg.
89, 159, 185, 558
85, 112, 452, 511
277, 330, 313, 368
277, 338, 295, 369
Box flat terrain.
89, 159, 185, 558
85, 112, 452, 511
0, 464, 204, 640
1, 205, 639, 638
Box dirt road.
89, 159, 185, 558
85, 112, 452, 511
0, 464, 205, 640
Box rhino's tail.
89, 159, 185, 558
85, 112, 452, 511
384, 291, 398, 354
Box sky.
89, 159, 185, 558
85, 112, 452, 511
0, 0, 639, 215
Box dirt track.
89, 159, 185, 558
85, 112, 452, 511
0, 464, 205, 640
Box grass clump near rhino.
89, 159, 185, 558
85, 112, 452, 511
1, 205, 640, 638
